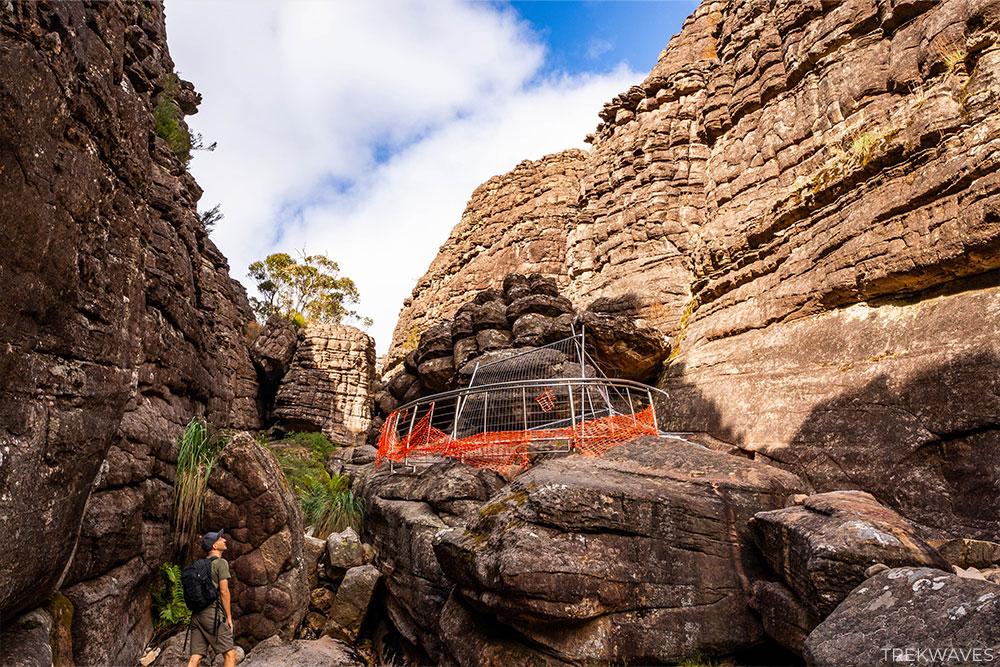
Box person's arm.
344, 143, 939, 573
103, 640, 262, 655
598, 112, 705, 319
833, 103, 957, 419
219, 578, 234, 630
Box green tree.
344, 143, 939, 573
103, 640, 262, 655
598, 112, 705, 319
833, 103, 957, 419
248, 251, 370, 326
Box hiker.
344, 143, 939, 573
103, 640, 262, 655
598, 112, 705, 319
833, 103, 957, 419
186, 530, 236, 667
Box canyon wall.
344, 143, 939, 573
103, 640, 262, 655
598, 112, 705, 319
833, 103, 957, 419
0, 1, 261, 662
389, 0, 1000, 540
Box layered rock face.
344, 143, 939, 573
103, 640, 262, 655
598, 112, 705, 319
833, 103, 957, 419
273, 323, 376, 446
433, 437, 806, 664
386, 151, 586, 372
391, 0, 1000, 540
0, 1, 260, 662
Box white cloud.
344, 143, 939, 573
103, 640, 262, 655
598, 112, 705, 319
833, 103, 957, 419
165, 0, 639, 354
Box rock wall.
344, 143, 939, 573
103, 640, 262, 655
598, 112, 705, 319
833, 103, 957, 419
386, 150, 587, 373
0, 1, 261, 663
273, 323, 376, 447
387, 0, 1000, 540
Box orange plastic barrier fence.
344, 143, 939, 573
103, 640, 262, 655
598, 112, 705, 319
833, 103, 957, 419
376, 404, 657, 475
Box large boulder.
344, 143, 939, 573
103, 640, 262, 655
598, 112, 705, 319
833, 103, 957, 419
250, 315, 299, 392
575, 309, 670, 381
750, 491, 951, 618
433, 436, 805, 664
803, 568, 1000, 667
272, 324, 376, 446
414, 323, 453, 365
356, 461, 505, 663
200, 433, 310, 649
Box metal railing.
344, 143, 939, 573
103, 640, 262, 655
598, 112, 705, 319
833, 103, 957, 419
378, 377, 669, 471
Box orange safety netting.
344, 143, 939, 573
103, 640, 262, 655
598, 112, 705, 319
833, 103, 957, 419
376, 403, 658, 475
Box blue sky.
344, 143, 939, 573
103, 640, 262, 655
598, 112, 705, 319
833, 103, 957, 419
507, 1, 698, 77
166, 0, 698, 355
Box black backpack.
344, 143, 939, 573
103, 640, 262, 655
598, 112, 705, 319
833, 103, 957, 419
180, 556, 219, 613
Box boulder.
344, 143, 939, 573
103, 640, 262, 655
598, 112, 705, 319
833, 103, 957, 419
526, 273, 560, 297
575, 310, 670, 381
417, 356, 455, 394
401, 380, 424, 405
0, 607, 55, 667
240, 636, 363, 666
472, 302, 510, 332
325, 564, 382, 642
927, 538, 1000, 570
451, 310, 475, 341
433, 436, 805, 664
453, 336, 479, 370
200, 433, 310, 648
303, 536, 326, 589
506, 294, 574, 322
512, 313, 554, 347
749, 580, 816, 656
357, 461, 505, 662
325, 528, 366, 574
272, 324, 376, 446
476, 329, 513, 353
473, 288, 507, 305
386, 371, 418, 401
502, 273, 532, 302
250, 315, 299, 390
750, 491, 951, 618
403, 349, 420, 375
803, 568, 1000, 667
439, 593, 571, 667
374, 391, 398, 416
415, 323, 453, 365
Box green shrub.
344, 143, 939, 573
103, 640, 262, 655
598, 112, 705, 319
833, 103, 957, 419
174, 418, 228, 564
296, 470, 363, 538
151, 562, 191, 629
282, 431, 337, 460
153, 74, 192, 164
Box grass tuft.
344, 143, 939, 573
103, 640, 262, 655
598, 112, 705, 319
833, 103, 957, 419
173, 418, 228, 564
296, 470, 364, 539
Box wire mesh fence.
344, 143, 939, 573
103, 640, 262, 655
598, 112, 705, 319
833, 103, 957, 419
376, 332, 667, 475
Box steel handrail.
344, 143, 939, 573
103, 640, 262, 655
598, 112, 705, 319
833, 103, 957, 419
391, 376, 668, 415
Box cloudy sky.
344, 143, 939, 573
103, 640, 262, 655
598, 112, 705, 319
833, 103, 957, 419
164, 0, 697, 354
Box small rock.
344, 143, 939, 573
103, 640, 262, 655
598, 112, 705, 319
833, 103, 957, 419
310, 587, 336, 613
864, 562, 889, 578
326, 528, 365, 573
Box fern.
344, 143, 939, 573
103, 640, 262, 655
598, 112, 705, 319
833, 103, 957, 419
151, 563, 191, 628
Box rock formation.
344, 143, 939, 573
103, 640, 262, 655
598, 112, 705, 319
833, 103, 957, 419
386, 151, 587, 372
199, 433, 310, 647
374, 272, 670, 444
803, 567, 1000, 667
433, 437, 806, 664
0, 1, 264, 663
388, 0, 1000, 541
272, 323, 376, 446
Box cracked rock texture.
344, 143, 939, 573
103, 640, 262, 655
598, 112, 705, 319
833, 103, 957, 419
750, 490, 950, 618
803, 567, 1000, 667
272, 323, 376, 446
0, 1, 262, 663
358, 436, 804, 665
389, 0, 1000, 540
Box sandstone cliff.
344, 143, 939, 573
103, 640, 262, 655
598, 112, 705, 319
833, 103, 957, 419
0, 1, 261, 662
389, 0, 1000, 540
386, 150, 586, 372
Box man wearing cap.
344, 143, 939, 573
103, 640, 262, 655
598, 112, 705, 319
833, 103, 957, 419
187, 530, 237, 667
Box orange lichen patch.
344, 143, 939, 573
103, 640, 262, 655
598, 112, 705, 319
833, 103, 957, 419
376, 405, 657, 475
